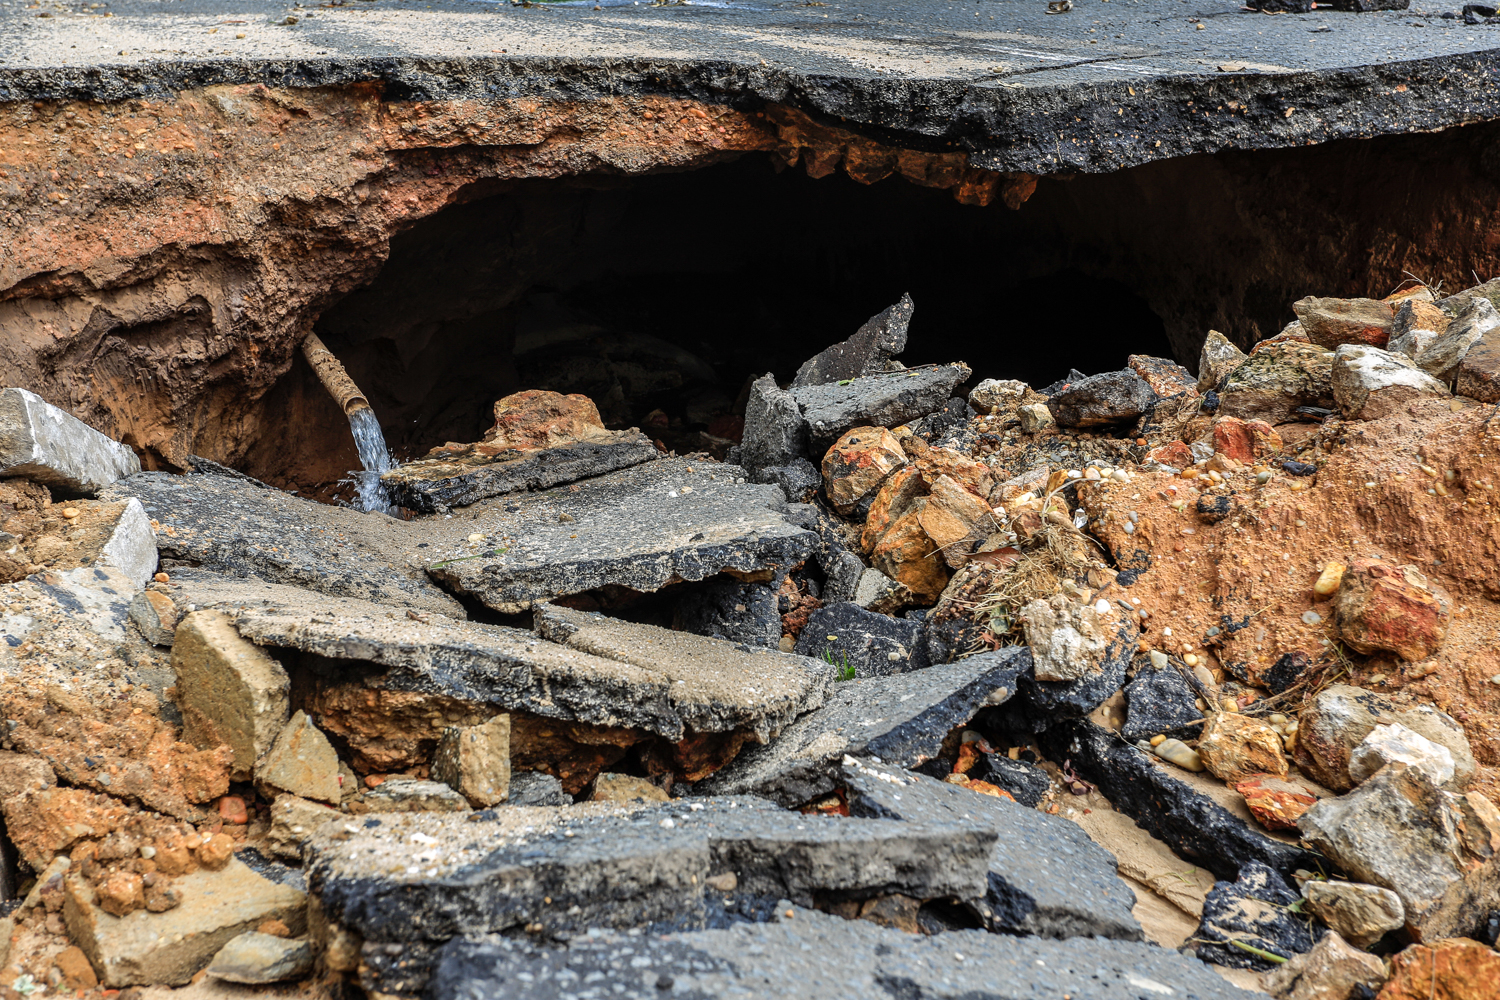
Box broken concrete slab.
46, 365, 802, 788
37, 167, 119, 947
671, 575, 782, 649
841, 757, 1142, 941
739, 375, 809, 475
63, 858, 306, 987
792, 363, 971, 452
1036, 719, 1324, 881
0, 388, 141, 495
170, 609, 290, 781
359, 777, 471, 813
101, 469, 462, 616
791, 294, 913, 388
432, 714, 511, 807
255, 710, 342, 805
427, 457, 818, 613
1192, 862, 1314, 970
429, 905, 1261, 1000
691, 648, 1027, 807
792, 601, 928, 677
304, 798, 996, 996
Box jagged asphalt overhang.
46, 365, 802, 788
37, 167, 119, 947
2, 0, 1499, 175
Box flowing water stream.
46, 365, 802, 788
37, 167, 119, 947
348, 405, 396, 513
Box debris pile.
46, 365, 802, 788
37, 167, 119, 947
2, 283, 1500, 999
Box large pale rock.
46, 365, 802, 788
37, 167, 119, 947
1348, 722, 1455, 788
791, 294, 912, 388
1333, 559, 1450, 663
0, 388, 140, 494
256, 711, 342, 805
431, 714, 511, 808
1022, 593, 1128, 683
1331, 344, 1449, 419
1302, 881, 1404, 948
1218, 340, 1335, 423
820, 426, 908, 516
1128, 354, 1197, 396
1387, 298, 1450, 359
62, 859, 306, 987
1293, 296, 1395, 349
968, 378, 1031, 415
1414, 295, 1500, 381
1454, 321, 1500, 402
1197, 712, 1289, 783
1198, 330, 1249, 392
1294, 684, 1474, 792
1262, 931, 1388, 1000
1017, 402, 1056, 433
172, 610, 290, 781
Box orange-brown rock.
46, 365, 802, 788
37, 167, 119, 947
1197, 713, 1290, 783
2, 787, 131, 869
861, 466, 927, 554
1128, 355, 1198, 397
1147, 441, 1195, 468
917, 475, 997, 569
1212, 417, 1284, 463
96, 871, 146, 917
195, 833, 236, 872
903, 436, 995, 501
869, 503, 951, 603
821, 427, 908, 515
475, 390, 611, 455
54, 945, 99, 990
1334, 559, 1451, 663
1234, 775, 1321, 831
1294, 296, 1396, 349
1377, 939, 1500, 1000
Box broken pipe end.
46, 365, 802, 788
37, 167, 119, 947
301, 332, 371, 417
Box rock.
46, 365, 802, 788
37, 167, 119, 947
1018, 402, 1057, 433
256, 710, 342, 805
792, 601, 927, 677
1377, 938, 1500, 1000
1414, 295, 1500, 381
1293, 296, 1396, 349
1037, 719, 1324, 881
1153, 738, 1206, 772
672, 576, 781, 649
590, 772, 670, 803
1333, 559, 1450, 663
1388, 298, 1451, 359
916, 473, 995, 568
430, 906, 1262, 1000
859, 464, 926, 553
820, 426, 908, 516
1217, 340, 1336, 423
1199, 330, 1251, 392
1213, 416, 1284, 462
206, 931, 314, 984
53, 945, 99, 990
739, 374, 809, 474
1454, 321, 1500, 403
868, 501, 950, 601
1263, 931, 1388, 1000
1147, 440, 1195, 469
305, 799, 996, 996
63, 858, 306, 987
1194, 861, 1315, 970
0, 387, 141, 494
842, 756, 1142, 940
97, 871, 146, 917
1234, 775, 1323, 832
1303, 881, 1405, 948
746, 457, 821, 504
850, 566, 916, 615
361, 777, 470, 812
380, 390, 659, 513
428, 458, 817, 614
1457, 791, 1500, 859
1019, 594, 1137, 717
792, 363, 971, 451
267, 794, 341, 861
102, 469, 463, 615
1297, 763, 1471, 926
1331, 344, 1450, 419
1349, 722, 1455, 787
1046, 370, 1156, 428
1198, 712, 1290, 783
432, 714, 511, 807
128, 588, 179, 645
968, 378, 1032, 415
1121, 658, 1201, 743
171, 609, 290, 781
784, 501, 867, 603
791, 293, 913, 388
506, 771, 570, 807
693, 649, 1027, 808
1128, 354, 1197, 397
1293, 685, 1475, 792
0, 749, 56, 799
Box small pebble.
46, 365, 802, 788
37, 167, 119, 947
1301, 610, 1323, 625
1149, 734, 1167, 747
61, 508, 79, 519
1221, 697, 1238, 713
1149, 650, 1169, 669
1154, 738, 1205, 772
1193, 665, 1214, 689
467, 533, 485, 543
1183, 653, 1199, 667
139, 845, 156, 859
1312, 561, 1345, 597
153, 572, 170, 583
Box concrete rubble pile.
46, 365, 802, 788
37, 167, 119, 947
2, 288, 1500, 1000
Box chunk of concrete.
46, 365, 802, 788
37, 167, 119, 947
1019, 595, 1137, 718
62, 859, 306, 987
128, 589, 178, 645
1331, 344, 1450, 419
432, 714, 511, 807
1348, 721, 1455, 787
739, 374, 808, 473
0, 388, 141, 494
206, 931, 314, 984
305, 799, 995, 996
256, 710, 342, 805
1455, 321, 1500, 402
791, 293, 913, 388
429, 906, 1262, 1000
171, 609, 290, 781
792, 363, 971, 451
1415, 295, 1500, 381
1302, 881, 1404, 948
101, 469, 462, 616
428, 458, 817, 613
507, 771, 570, 806
360, 777, 470, 813
1217, 340, 1336, 423
267, 793, 342, 861
841, 757, 1142, 940
1261, 931, 1388, 1000
792, 601, 928, 677
81, 497, 157, 589
692, 648, 1027, 808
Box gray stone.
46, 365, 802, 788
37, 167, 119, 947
692, 649, 1027, 808
747, 457, 821, 503
206, 932, 314, 984
1438, 276, 1500, 315
791, 294, 913, 389
792, 601, 928, 677
170, 609, 290, 781
672, 576, 782, 649
428, 458, 817, 614
1046, 370, 1157, 428
739, 374, 808, 474
506, 771, 570, 807
360, 777, 471, 813
850, 566, 917, 615
1217, 341, 1336, 424
1018, 403, 1057, 433
430, 905, 1261, 1000
841, 757, 1142, 940
1302, 881, 1404, 948
305, 798, 996, 996
1293, 684, 1475, 792
1122, 657, 1202, 743
1199, 331, 1250, 392
1348, 721, 1455, 787
1192, 862, 1314, 970
1455, 321, 1500, 403
1416, 295, 1500, 381
791, 363, 971, 452
127, 589, 177, 645
267, 793, 341, 862
0, 388, 141, 495
380, 432, 659, 514
1331, 344, 1449, 419
101, 469, 463, 616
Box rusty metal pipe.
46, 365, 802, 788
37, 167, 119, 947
301, 332, 370, 416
